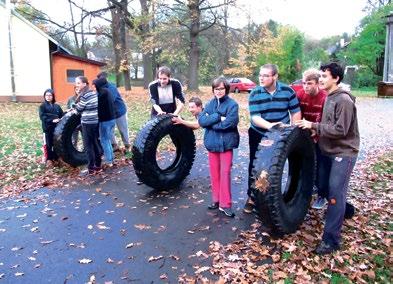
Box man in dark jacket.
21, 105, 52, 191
296, 62, 360, 255
97, 72, 130, 151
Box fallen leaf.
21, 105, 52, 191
134, 224, 151, 230
148, 255, 163, 262
78, 258, 93, 264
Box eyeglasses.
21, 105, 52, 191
214, 87, 226, 91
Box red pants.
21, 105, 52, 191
208, 150, 233, 208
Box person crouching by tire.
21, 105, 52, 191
296, 62, 360, 255
93, 77, 116, 168
148, 66, 185, 117
198, 77, 240, 218
172, 96, 203, 129
39, 88, 64, 168
73, 76, 101, 175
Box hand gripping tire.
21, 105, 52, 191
250, 126, 316, 236
53, 112, 88, 167
132, 114, 196, 190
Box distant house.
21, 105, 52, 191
0, 2, 105, 103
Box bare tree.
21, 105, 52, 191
139, 0, 154, 88
364, 0, 392, 11
159, 0, 235, 90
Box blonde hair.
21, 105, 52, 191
302, 68, 320, 82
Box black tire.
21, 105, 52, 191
251, 126, 315, 236
132, 114, 196, 190
53, 112, 87, 167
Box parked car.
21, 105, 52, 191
289, 79, 351, 93
289, 79, 303, 93
229, 78, 257, 93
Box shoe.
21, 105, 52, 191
243, 198, 254, 214
314, 241, 339, 255
136, 180, 143, 185
207, 202, 219, 210
345, 202, 355, 219
219, 207, 235, 218
312, 197, 328, 209
79, 169, 94, 176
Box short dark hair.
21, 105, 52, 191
320, 62, 344, 84
97, 71, 108, 79
76, 76, 89, 84
261, 64, 279, 76
157, 66, 171, 77
211, 76, 230, 95
189, 96, 202, 107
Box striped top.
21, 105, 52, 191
248, 82, 300, 134
75, 90, 98, 124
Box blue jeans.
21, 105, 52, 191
100, 120, 116, 163
318, 153, 357, 247
111, 113, 130, 147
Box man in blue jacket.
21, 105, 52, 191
97, 72, 130, 152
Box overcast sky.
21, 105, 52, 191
28, 0, 369, 40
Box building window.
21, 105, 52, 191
66, 69, 84, 83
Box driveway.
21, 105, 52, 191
0, 97, 392, 283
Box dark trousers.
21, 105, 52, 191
248, 127, 264, 196
44, 130, 58, 161
81, 123, 102, 170
318, 153, 357, 247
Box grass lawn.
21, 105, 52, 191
0, 87, 250, 189
351, 87, 377, 97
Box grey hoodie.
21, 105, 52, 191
312, 88, 360, 157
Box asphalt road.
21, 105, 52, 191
0, 97, 392, 283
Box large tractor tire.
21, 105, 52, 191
53, 112, 87, 167
132, 114, 196, 190
251, 126, 315, 236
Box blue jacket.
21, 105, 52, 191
105, 82, 127, 118
198, 94, 240, 152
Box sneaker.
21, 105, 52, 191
345, 202, 355, 219
314, 241, 339, 255
219, 207, 235, 218
243, 198, 254, 214
312, 197, 328, 209
207, 202, 219, 210
79, 169, 94, 176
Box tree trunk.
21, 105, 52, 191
222, 0, 230, 71
140, 0, 153, 89
120, 0, 131, 90
187, 0, 200, 91
110, 2, 122, 86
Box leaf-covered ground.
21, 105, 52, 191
0, 87, 249, 196
0, 87, 392, 283
182, 150, 392, 283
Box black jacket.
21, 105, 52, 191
148, 79, 185, 116
97, 87, 116, 122
39, 102, 64, 132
